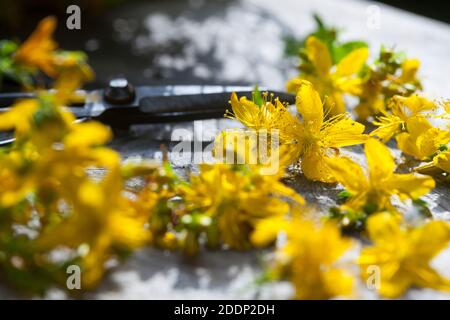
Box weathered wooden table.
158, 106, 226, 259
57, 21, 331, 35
1, 0, 449, 299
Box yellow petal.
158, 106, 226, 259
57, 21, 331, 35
405, 116, 433, 137
305, 36, 332, 76
14, 16, 58, 77
212, 129, 260, 165
416, 128, 450, 159
278, 142, 303, 167
322, 269, 354, 299
399, 59, 420, 83
54, 65, 93, 102
396, 132, 420, 159
378, 271, 413, 299
433, 151, 450, 173
360, 213, 450, 298
325, 91, 346, 116
412, 221, 450, 259
398, 95, 436, 115
251, 216, 291, 247
370, 114, 403, 142
321, 114, 366, 148
335, 77, 365, 96
229, 92, 261, 129
78, 181, 105, 208
286, 78, 304, 94
295, 81, 323, 133
445, 101, 450, 114
335, 47, 369, 77
65, 122, 112, 148
411, 266, 450, 294
325, 156, 367, 192
270, 180, 305, 205
0, 99, 39, 134
301, 147, 335, 183
365, 212, 403, 245
109, 213, 151, 248
396, 117, 447, 160
365, 138, 395, 182
91, 148, 121, 169
386, 173, 435, 199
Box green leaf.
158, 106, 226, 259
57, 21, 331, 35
337, 190, 353, 201
313, 13, 326, 30
252, 85, 263, 107
283, 35, 303, 57
327, 206, 367, 232
412, 198, 432, 218
439, 144, 448, 152
363, 202, 378, 215
0, 40, 18, 57
333, 41, 368, 63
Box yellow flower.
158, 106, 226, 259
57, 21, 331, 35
178, 164, 304, 252
0, 66, 151, 289
354, 47, 422, 121
212, 128, 292, 175
0, 147, 35, 207
14, 16, 93, 82
371, 95, 437, 142
398, 58, 421, 83
37, 165, 151, 289
253, 217, 354, 299
415, 150, 450, 175
215, 91, 302, 172
289, 81, 367, 182
133, 162, 180, 250
53, 64, 94, 103
287, 36, 368, 116
14, 16, 58, 77
325, 138, 435, 211
396, 117, 450, 160
359, 212, 450, 298
0, 99, 39, 138
215, 82, 366, 182
433, 151, 450, 173
225, 92, 298, 141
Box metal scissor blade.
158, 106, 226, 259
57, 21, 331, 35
137, 85, 295, 114
89, 84, 295, 126
0, 83, 296, 126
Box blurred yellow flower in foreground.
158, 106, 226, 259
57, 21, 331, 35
13, 16, 93, 83
178, 164, 304, 253
253, 217, 354, 300
326, 139, 435, 212
287, 36, 368, 116
359, 212, 450, 298
0, 98, 39, 138
37, 164, 151, 289
14, 16, 58, 77
0, 66, 152, 291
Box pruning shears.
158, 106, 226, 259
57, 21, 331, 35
0, 78, 295, 145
